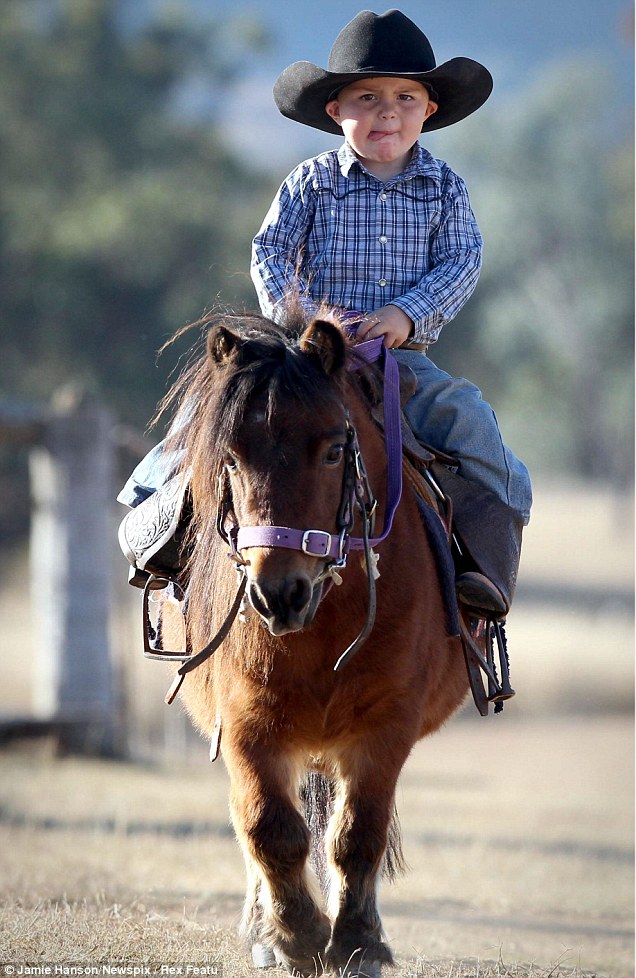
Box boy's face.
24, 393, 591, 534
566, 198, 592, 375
325, 77, 438, 180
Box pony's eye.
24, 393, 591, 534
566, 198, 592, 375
224, 452, 238, 471
325, 444, 345, 465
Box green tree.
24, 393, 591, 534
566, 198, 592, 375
430, 59, 634, 485
0, 0, 272, 427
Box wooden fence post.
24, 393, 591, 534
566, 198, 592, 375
29, 388, 118, 755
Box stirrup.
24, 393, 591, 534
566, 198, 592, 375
459, 608, 515, 716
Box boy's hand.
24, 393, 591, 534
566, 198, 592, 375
355, 305, 414, 349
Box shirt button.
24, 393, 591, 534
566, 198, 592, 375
378, 235, 388, 244
379, 192, 387, 201
378, 278, 387, 287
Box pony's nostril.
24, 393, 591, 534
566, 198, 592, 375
248, 573, 314, 630
284, 575, 312, 614
248, 582, 270, 621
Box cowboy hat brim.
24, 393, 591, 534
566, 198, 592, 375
273, 57, 493, 135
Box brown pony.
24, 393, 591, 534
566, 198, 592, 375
160, 310, 469, 977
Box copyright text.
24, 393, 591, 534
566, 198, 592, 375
1, 967, 222, 977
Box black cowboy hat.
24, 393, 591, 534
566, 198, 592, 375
273, 9, 493, 135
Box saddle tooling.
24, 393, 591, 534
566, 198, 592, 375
119, 367, 521, 717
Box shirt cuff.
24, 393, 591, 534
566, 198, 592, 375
389, 297, 444, 345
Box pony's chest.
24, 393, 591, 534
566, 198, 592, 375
242, 662, 391, 747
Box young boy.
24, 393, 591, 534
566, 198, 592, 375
120, 8, 531, 622
250, 8, 532, 618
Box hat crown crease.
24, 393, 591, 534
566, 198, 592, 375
327, 10, 436, 74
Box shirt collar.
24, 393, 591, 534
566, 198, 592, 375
337, 141, 441, 185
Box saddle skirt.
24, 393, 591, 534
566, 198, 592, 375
118, 473, 190, 586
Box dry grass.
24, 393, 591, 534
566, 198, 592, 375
0, 715, 632, 977
0, 899, 610, 978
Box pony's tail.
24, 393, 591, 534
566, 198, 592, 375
384, 804, 407, 882
300, 770, 406, 892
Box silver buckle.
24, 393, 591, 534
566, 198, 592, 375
301, 529, 332, 557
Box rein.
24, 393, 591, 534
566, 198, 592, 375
152, 337, 404, 704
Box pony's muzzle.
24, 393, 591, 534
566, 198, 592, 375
247, 569, 320, 635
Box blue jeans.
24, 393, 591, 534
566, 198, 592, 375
117, 442, 182, 508
118, 351, 532, 525
394, 350, 532, 524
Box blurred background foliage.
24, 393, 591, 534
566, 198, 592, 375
433, 61, 634, 486
0, 0, 272, 425
0, 0, 633, 544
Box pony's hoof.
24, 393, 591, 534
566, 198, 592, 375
252, 945, 319, 976
340, 962, 382, 978
251, 943, 277, 968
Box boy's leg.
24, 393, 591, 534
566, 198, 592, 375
394, 350, 532, 523
117, 402, 193, 584
117, 441, 187, 586
393, 350, 532, 616
117, 441, 183, 508
118, 399, 193, 508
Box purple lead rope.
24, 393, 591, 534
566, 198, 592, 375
346, 337, 403, 549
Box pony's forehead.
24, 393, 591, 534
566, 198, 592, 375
200, 322, 354, 456
238, 388, 347, 437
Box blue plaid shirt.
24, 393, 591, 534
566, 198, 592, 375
251, 142, 482, 345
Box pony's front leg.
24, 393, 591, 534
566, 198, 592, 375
224, 738, 331, 976
325, 748, 407, 978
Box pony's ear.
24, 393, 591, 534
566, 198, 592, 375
299, 319, 347, 376
207, 324, 245, 365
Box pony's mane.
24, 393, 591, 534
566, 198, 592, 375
209, 317, 347, 456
